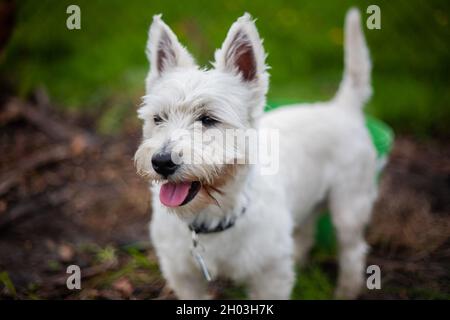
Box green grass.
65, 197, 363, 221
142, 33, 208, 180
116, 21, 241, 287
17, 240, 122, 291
291, 264, 334, 300
1, 0, 449, 136
0, 271, 17, 298
76, 245, 163, 296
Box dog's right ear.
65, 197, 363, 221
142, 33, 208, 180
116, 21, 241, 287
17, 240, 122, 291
146, 15, 196, 80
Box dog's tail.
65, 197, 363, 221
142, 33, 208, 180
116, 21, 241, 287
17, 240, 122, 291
334, 8, 372, 112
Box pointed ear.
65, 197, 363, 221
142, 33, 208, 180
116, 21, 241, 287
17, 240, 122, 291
146, 15, 196, 79
214, 13, 267, 83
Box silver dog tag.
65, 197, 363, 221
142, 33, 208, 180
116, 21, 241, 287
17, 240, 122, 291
191, 231, 212, 282
192, 248, 212, 282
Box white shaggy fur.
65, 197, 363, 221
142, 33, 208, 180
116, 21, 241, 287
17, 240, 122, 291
135, 8, 377, 299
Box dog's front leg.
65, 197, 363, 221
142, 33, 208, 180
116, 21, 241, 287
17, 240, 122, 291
247, 258, 295, 300
163, 265, 211, 299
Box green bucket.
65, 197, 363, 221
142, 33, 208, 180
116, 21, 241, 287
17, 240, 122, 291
266, 102, 394, 251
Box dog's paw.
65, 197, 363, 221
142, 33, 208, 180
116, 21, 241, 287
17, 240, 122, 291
334, 283, 362, 300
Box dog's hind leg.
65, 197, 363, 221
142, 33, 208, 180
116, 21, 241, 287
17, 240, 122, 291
329, 182, 376, 299
293, 213, 318, 267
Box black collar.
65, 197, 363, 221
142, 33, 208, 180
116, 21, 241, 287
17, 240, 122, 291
189, 171, 252, 235
188, 205, 246, 234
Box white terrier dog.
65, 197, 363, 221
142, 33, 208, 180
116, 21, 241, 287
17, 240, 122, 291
135, 8, 377, 299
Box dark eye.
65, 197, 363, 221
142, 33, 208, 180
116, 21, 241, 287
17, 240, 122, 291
153, 115, 163, 125
198, 115, 218, 127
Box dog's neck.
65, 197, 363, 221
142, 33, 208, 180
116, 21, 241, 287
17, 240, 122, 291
181, 165, 254, 234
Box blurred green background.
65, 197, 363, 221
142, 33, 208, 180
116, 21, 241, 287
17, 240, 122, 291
1, 0, 449, 136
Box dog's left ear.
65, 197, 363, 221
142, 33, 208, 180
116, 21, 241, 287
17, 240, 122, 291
214, 13, 268, 84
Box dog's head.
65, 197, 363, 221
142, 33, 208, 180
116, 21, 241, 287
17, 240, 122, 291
135, 13, 268, 214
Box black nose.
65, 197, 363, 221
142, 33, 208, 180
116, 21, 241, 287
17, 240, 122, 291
151, 152, 179, 177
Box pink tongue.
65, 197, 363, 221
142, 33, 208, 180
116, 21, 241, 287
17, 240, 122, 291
159, 182, 192, 207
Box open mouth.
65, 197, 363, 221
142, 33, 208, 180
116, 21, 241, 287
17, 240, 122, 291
159, 181, 201, 207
